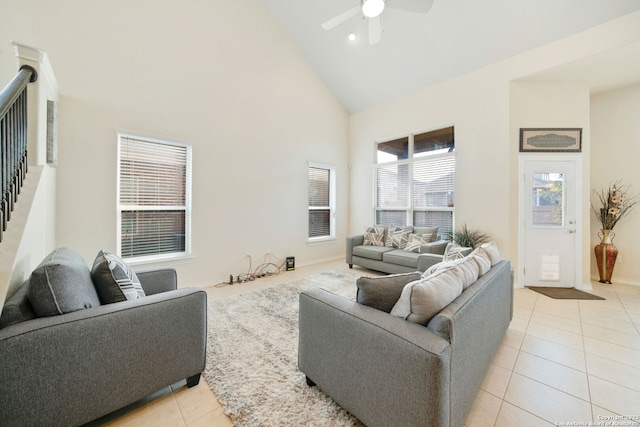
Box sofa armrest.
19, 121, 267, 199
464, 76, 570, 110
299, 288, 451, 427
135, 267, 178, 295
420, 239, 448, 255
417, 253, 444, 272
0, 287, 207, 426
346, 235, 364, 265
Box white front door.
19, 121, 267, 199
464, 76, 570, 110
521, 159, 579, 288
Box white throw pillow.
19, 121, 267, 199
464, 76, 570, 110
390, 268, 463, 325
480, 242, 500, 265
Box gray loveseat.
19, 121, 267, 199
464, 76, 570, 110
299, 258, 513, 427
0, 248, 207, 427
347, 232, 448, 274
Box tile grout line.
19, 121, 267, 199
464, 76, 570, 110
492, 290, 536, 426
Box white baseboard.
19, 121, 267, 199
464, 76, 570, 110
590, 274, 640, 287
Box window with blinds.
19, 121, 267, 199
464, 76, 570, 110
374, 126, 455, 237
308, 163, 336, 240
118, 133, 192, 261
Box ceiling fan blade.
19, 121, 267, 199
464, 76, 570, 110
368, 15, 382, 45
386, 0, 434, 13
321, 6, 360, 30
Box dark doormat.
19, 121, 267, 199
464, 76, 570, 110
527, 287, 605, 300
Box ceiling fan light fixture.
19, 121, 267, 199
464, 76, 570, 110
362, 0, 385, 18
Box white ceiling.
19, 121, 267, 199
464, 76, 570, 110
260, 0, 640, 113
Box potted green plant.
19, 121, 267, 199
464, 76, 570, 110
451, 223, 491, 249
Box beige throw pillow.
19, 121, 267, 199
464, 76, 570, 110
470, 247, 492, 276
444, 243, 471, 261
390, 268, 463, 325
388, 226, 412, 249
404, 234, 431, 253
363, 226, 385, 246
480, 242, 500, 265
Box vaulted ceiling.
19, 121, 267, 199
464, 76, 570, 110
261, 0, 640, 113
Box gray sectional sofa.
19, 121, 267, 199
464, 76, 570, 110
0, 248, 207, 427
299, 253, 513, 427
347, 232, 448, 273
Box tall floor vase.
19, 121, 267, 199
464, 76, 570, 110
594, 229, 618, 284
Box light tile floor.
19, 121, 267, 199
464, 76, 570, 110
90, 260, 640, 427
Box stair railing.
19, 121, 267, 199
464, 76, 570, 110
0, 65, 37, 242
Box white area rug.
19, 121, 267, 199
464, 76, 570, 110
203, 270, 367, 427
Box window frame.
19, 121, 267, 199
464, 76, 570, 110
372, 126, 455, 236
116, 130, 192, 264
307, 161, 336, 242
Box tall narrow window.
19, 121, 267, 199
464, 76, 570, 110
118, 132, 192, 261
374, 126, 455, 237
308, 162, 336, 241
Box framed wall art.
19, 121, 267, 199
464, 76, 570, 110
519, 128, 582, 153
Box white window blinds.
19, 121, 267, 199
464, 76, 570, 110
118, 134, 191, 260
374, 126, 455, 235
308, 163, 336, 240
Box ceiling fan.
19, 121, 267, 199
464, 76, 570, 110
321, 0, 434, 45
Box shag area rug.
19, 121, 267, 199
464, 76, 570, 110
203, 269, 368, 427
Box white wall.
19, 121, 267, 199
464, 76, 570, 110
591, 83, 640, 285
0, 0, 349, 287
509, 81, 591, 287
349, 65, 513, 261
349, 12, 640, 284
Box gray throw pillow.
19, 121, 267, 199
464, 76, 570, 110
91, 250, 146, 304
356, 272, 422, 313
27, 247, 101, 317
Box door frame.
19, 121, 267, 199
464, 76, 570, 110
518, 154, 583, 289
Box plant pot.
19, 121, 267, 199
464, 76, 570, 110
594, 229, 618, 284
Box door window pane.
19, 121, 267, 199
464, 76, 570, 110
532, 172, 564, 226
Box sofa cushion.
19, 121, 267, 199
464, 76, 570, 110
91, 251, 146, 304
0, 281, 36, 329
413, 226, 438, 242
356, 272, 422, 313
480, 242, 501, 265
363, 226, 385, 246
27, 247, 101, 317
390, 267, 463, 325
353, 245, 394, 261
382, 249, 420, 268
